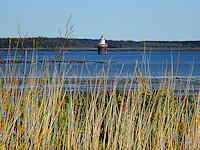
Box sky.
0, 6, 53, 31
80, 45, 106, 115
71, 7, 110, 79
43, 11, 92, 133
0, 0, 200, 41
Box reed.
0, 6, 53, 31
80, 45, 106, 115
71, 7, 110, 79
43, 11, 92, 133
0, 21, 199, 148
0, 49, 199, 149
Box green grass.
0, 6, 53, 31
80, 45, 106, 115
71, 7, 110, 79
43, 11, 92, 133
0, 53, 199, 149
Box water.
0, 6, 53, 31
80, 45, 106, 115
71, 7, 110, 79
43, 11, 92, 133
1, 50, 200, 91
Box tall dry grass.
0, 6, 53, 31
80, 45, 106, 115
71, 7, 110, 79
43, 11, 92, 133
0, 24, 199, 148
0, 49, 199, 149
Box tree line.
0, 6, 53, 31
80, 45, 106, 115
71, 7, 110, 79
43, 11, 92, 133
0, 37, 200, 49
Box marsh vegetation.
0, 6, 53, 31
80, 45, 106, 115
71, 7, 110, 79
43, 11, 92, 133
0, 19, 199, 149
0, 49, 199, 149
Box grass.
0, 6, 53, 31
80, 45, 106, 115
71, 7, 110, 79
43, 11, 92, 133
0, 22, 199, 148
0, 50, 199, 149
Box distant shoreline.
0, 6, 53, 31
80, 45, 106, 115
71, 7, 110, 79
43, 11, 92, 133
1, 47, 200, 51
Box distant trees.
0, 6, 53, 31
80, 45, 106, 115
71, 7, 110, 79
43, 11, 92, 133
0, 37, 200, 49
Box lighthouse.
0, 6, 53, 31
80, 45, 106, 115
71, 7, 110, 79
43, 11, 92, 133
98, 35, 108, 54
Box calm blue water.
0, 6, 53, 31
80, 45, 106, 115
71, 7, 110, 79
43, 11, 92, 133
1, 50, 200, 77
1, 50, 200, 91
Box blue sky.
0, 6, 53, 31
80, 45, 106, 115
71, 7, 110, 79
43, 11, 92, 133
0, 0, 200, 41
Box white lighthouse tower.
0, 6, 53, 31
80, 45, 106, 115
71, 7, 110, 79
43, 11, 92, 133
98, 35, 108, 54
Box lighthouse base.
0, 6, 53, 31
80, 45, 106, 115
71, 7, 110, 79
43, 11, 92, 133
98, 46, 107, 55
